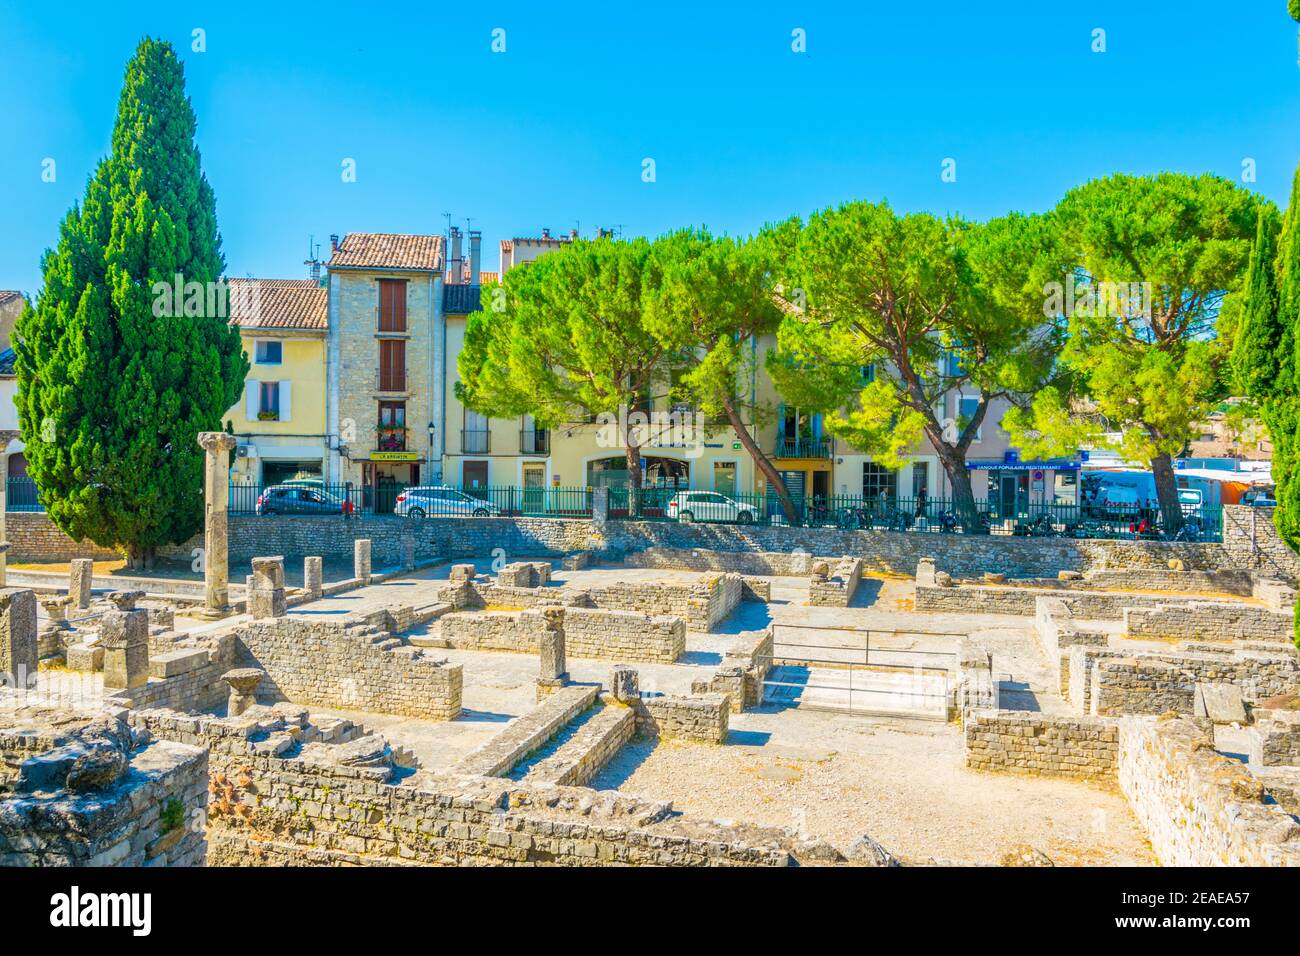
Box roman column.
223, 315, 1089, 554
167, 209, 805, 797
197, 432, 238, 618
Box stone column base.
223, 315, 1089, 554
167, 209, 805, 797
535, 675, 569, 702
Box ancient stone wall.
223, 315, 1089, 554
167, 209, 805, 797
235, 617, 462, 719
636, 694, 729, 743
1122, 602, 1293, 643
917, 582, 1257, 621
808, 556, 864, 607
1222, 505, 1300, 583
0, 708, 207, 867
1083, 647, 1300, 717
436, 607, 685, 664
1034, 598, 1110, 696
5, 512, 122, 563
1118, 715, 1300, 866
962, 710, 1118, 781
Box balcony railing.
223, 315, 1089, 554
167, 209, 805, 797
377, 426, 407, 452
462, 428, 491, 453
774, 436, 833, 458
520, 430, 549, 455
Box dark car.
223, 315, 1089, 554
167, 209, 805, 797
256, 485, 353, 516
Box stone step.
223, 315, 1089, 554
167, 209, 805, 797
515, 702, 636, 787
452, 685, 600, 778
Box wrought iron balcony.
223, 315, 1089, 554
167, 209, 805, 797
462, 428, 491, 453
774, 436, 833, 459
520, 430, 549, 455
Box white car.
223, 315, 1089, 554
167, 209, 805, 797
395, 486, 500, 518
665, 491, 755, 524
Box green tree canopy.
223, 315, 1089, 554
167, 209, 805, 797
14, 38, 247, 565
1007, 172, 1265, 529
642, 223, 803, 519
769, 200, 1071, 526
457, 237, 668, 511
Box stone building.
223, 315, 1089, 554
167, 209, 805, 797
325, 232, 448, 505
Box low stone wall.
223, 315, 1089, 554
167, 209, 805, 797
585, 573, 741, 632
962, 710, 1118, 782
693, 628, 774, 712
637, 694, 729, 744
562, 607, 686, 663
524, 703, 637, 787
436, 606, 686, 664
210, 512, 1272, 577
1034, 598, 1111, 696
1118, 715, 1300, 866
917, 582, 1257, 622
1123, 602, 1293, 643
5, 512, 122, 563
235, 617, 463, 720
1080, 567, 1255, 596
1249, 703, 1300, 767
808, 556, 864, 607
1081, 646, 1300, 717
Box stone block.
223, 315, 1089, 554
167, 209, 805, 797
69, 558, 94, 609
250, 556, 286, 590
99, 609, 149, 690
0, 588, 39, 686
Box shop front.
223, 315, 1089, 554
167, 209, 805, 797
966, 453, 1082, 521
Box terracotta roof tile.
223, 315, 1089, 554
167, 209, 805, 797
328, 233, 444, 271
227, 278, 327, 331
0, 291, 24, 309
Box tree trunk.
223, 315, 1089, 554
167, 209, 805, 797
937, 446, 983, 534
720, 394, 799, 524
624, 441, 642, 518
1151, 451, 1183, 535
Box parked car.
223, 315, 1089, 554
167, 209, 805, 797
256, 485, 353, 516
665, 491, 755, 524
395, 486, 500, 518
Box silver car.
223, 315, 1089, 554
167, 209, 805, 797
395, 486, 500, 518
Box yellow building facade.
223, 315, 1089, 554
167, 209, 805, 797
222, 278, 329, 487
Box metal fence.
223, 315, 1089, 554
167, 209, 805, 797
226, 482, 596, 518
3, 476, 1224, 541
614, 489, 1223, 542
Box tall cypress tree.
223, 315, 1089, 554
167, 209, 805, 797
14, 38, 247, 567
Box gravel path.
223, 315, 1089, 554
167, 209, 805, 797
589, 708, 1155, 866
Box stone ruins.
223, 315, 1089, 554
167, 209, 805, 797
3, 491, 1300, 867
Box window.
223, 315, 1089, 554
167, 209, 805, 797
259, 382, 280, 421
860, 364, 876, 384
378, 279, 408, 332
255, 340, 282, 365
463, 409, 490, 453
379, 339, 406, 391
863, 462, 896, 501
958, 396, 982, 441
378, 401, 406, 451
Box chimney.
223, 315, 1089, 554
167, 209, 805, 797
541, 227, 551, 240
448, 227, 463, 285
329, 234, 340, 253
469, 230, 482, 285
570, 229, 578, 240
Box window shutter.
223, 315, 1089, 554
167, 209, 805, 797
279, 382, 292, 422
246, 381, 258, 420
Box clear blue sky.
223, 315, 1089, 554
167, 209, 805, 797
1, 1, 1297, 295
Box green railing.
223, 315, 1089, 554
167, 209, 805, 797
228, 482, 595, 518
